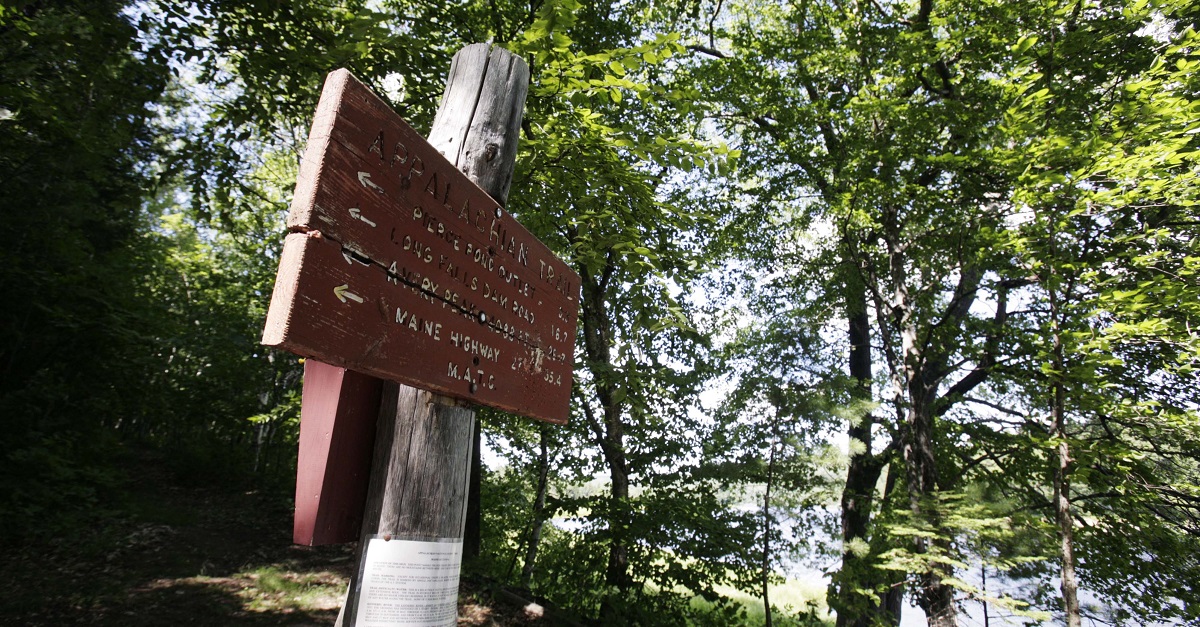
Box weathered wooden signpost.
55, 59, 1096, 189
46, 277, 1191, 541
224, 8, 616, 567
262, 44, 577, 627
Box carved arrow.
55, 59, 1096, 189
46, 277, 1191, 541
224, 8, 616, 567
341, 247, 371, 266
333, 284, 364, 304
357, 171, 384, 194
349, 206, 377, 227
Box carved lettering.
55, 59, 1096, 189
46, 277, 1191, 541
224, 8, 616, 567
413, 206, 462, 251
423, 171, 442, 200
448, 331, 501, 363
482, 282, 509, 309
463, 242, 495, 272
398, 234, 434, 263
402, 155, 424, 189
390, 140, 408, 166
496, 265, 532, 298
369, 131, 385, 159
270, 75, 581, 423
447, 361, 496, 391
395, 307, 442, 340
368, 130, 425, 188
512, 300, 534, 324
419, 277, 440, 303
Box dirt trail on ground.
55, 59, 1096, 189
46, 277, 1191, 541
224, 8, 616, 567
0, 454, 543, 626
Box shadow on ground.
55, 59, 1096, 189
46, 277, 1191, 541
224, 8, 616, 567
0, 451, 560, 626
0, 451, 353, 626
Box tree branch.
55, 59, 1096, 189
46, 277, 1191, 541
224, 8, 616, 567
933, 279, 1014, 416
688, 44, 729, 59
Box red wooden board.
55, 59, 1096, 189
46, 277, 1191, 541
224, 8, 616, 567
263, 69, 578, 424
293, 360, 381, 545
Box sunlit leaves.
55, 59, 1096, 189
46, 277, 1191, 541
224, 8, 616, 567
995, 3, 1200, 621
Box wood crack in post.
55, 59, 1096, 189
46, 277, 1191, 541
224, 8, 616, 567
458, 45, 493, 174
390, 384, 422, 532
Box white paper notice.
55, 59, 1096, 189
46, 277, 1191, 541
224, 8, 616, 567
356, 538, 463, 626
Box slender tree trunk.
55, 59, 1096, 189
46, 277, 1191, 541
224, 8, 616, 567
577, 259, 632, 621
1048, 255, 1081, 627
1053, 389, 1081, 627
597, 430, 632, 622
520, 424, 551, 588
879, 465, 905, 624
762, 427, 778, 627
604, 431, 631, 588
981, 561, 989, 627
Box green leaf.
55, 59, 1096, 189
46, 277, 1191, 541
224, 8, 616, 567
1012, 34, 1038, 54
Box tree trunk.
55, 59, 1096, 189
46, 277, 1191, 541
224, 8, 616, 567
903, 401, 957, 627
903, 390, 958, 627
520, 424, 551, 588
604, 426, 631, 588
833, 286, 894, 627
887, 216, 958, 627
762, 427, 778, 627
577, 263, 632, 620
1048, 247, 1081, 627
902, 341, 955, 624
981, 561, 989, 627
1054, 400, 1081, 627
598, 447, 632, 622
880, 464, 905, 624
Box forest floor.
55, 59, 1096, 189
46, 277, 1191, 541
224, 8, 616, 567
0, 451, 548, 626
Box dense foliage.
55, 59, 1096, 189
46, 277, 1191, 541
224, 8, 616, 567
1, 0, 1196, 625
1, 0, 170, 535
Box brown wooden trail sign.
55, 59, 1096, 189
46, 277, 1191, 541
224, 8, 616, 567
266, 49, 569, 626
263, 68, 578, 424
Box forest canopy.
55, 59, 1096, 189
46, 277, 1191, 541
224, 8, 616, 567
1, 0, 1197, 625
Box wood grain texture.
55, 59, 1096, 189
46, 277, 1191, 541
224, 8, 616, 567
265, 230, 569, 422
364, 383, 475, 537
356, 44, 532, 541
426, 45, 489, 169
336, 46, 532, 627
263, 65, 575, 424
339, 384, 475, 627
427, 44, 529, 568
428, 43, 530, 206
